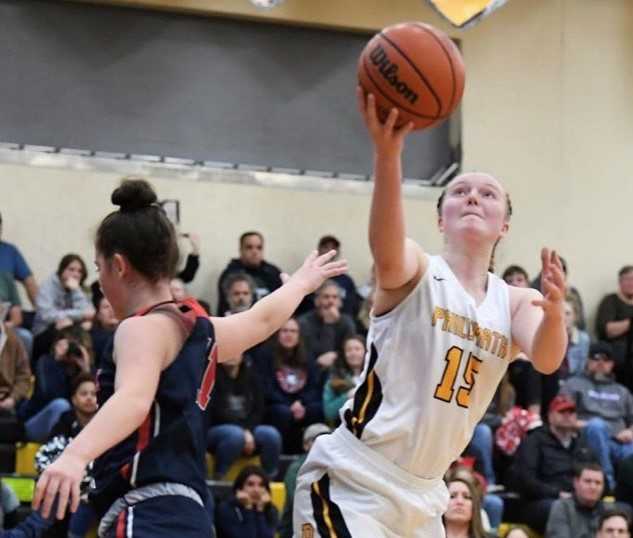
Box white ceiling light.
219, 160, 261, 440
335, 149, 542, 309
250, 0, 285, 8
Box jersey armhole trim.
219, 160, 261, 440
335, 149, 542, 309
370, 254, 432, 324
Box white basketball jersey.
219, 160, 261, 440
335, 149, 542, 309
340, 255, 512, 479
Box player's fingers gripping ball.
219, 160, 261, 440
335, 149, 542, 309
358, 22, 466, 130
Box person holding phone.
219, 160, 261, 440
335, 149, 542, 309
18, 328, 91, 442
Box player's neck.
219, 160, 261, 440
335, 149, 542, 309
442, 246, 491, 291
123, 281, 174, 318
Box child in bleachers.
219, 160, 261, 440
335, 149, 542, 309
215, 465, 278, 538
1, 374, 97, 538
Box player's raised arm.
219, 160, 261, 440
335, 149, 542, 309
357, 88, 426, 292
212, 250, 347, 362
511, 248, 568, 374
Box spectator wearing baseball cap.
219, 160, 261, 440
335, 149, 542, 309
295, 235, 361, 319
510, 394, 595, 533
561, 342, 633, 491
277, 423, 330, 538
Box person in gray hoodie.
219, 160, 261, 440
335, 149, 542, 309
560, 342, 633, 491
545, 462, 610, 538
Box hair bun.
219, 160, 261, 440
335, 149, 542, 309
111, 178, 158, 212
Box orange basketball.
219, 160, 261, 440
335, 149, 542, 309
358, 22, 465, 131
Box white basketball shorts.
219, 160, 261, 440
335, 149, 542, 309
293, 426, 449, 538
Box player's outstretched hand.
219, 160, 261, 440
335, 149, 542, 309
286, 250, 348, 295
356, 86, 414, 157
531, 248, 566, 316
33, 451, 85, 520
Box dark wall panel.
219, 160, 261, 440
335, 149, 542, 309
0, 0, 458, 178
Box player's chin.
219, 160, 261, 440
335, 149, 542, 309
452, 223, 496, 243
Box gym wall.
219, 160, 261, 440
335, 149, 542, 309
1, 0, 632, 327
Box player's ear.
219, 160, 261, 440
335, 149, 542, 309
111, 253, 130, 279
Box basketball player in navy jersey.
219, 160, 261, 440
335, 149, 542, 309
292, 94, 567, 537
32, 178, 347, 537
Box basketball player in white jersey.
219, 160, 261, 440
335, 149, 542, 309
292, 92, 567, 538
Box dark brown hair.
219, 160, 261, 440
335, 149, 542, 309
598, 509, 631, 533
443, 466, 487, 538
57, 254, 88, 287
239, 231, 264, 248
573, 460, 604, 479
272, 318, 308, 371
71, 372, 96, 397
619, 265, 633, 278
334, 335, 366, 375
502, 265, 529, 283
233, 465, 270, 493
96, 178, 179, 282
436, 182, 513, 273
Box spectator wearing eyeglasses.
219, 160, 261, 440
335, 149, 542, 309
560, 342, 633, 491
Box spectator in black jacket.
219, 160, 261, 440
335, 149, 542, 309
47, 372, 97, 440
216, 232, 282, 316
297, 235, 360, 318
89, 296, 117, 371
262, 319, 323, 454
513, 394, 595, 534
298, 280, 355, 375
215, 466, 278, 538
206, 353, 281, 480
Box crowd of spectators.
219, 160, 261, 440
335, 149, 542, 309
2, 217, 633, 538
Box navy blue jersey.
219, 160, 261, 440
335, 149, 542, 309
90, 299, 217, 517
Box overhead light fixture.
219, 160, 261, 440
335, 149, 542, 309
426, 0, 508, 28
250, 0, 285, 8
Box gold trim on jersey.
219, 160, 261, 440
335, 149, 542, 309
352, 370, 375, 430
344, 344, 383, 439
310, 474, 352, 538
312, 480, 337, 537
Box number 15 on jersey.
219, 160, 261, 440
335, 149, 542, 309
434, 346, 482, 409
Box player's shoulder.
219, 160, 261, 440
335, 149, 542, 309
507, 286, 543, 316
116, 310, 183, 340
373, 245, 429, 317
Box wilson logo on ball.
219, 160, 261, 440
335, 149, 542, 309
369, 45, 419, 105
